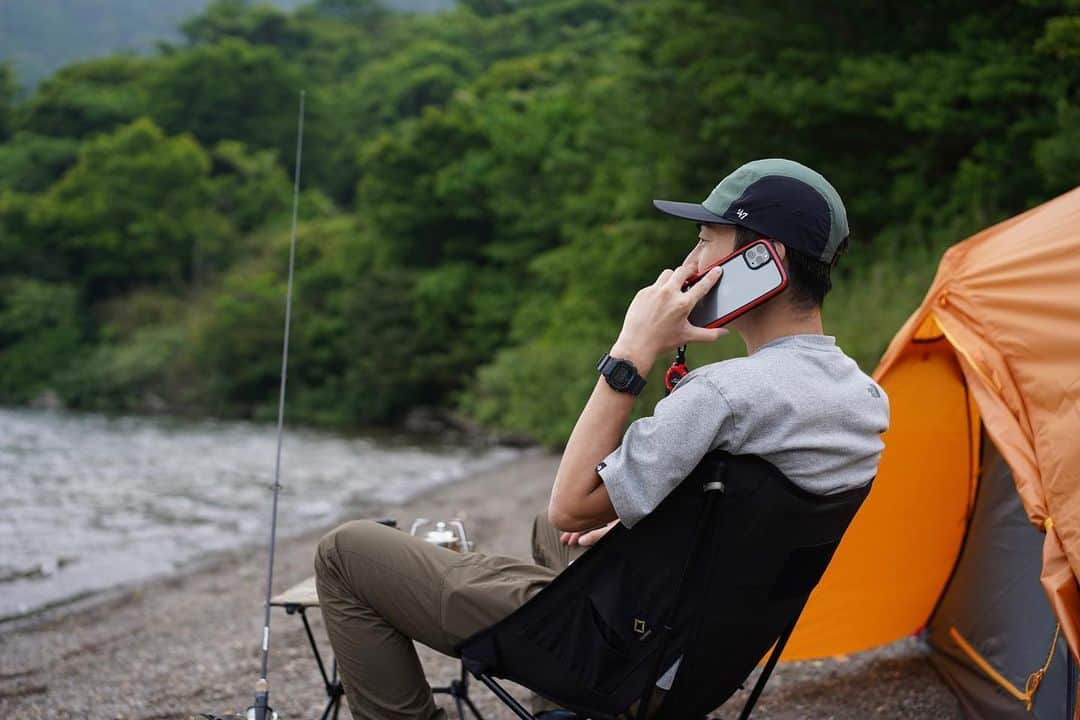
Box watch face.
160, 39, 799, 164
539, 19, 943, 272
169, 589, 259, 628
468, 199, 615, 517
609, 362, 633, 388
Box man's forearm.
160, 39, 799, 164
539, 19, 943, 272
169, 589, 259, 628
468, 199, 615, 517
548, 342, 657, 531
548, 263, 724, 531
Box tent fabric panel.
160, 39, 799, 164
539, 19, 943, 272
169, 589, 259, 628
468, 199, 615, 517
785, 337, 972, 659
928, 188, 1080, 661
872, 187, 1080, 663
930, 650, 1031, 720
913, 312, 944, 341
935, 311, 1043, 516
927, 439, 1074, 719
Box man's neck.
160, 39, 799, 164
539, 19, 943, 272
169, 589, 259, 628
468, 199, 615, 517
735, 302, 824, 355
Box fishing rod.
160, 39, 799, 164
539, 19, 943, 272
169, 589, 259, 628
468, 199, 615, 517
251, 88, 305, 720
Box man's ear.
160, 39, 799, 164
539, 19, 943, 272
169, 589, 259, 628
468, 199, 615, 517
771, 240, 786, 262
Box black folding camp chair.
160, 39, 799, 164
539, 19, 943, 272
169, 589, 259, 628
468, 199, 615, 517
457, 451, 871, 720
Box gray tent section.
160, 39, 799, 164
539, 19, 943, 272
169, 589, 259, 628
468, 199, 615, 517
927, 437, 1077, 719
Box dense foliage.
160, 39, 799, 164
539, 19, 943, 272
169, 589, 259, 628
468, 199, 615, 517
0, 0, 1076, 445
0, 0, 448, 89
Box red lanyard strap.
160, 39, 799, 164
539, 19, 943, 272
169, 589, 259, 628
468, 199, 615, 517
664, 345, 689, 395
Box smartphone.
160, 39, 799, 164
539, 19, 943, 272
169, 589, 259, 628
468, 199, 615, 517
683, 240, 788, 328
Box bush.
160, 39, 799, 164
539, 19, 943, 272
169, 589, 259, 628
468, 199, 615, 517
0, 278, 84, 401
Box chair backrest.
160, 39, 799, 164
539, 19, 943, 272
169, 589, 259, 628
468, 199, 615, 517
458, 451, 871, 720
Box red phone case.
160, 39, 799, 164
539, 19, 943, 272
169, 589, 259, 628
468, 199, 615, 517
683, 240, 789, 328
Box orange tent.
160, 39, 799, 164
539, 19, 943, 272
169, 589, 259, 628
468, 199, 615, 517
784, 186, 1080, 681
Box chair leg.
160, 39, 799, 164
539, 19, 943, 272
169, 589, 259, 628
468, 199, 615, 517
475, 673, 535, 720
461, 691, 486, 720
431, 661, 487, 720
736, 618, 797, 720
319, 694, 337, 720
456, 663, 486, 720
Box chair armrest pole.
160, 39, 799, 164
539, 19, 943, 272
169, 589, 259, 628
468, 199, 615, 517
636, 487, 723, 720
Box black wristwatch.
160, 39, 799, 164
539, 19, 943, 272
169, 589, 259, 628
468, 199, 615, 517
597, 352, 647, 396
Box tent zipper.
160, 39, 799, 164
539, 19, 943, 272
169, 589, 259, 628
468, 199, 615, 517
949, 624, 1060, 711
932, 310, 1000, 394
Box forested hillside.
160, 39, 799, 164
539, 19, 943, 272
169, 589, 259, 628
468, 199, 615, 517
0, 0, 1076, 445
0, 0, 451, 90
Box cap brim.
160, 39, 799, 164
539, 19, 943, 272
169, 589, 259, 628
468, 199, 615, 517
652, 199, 733, 224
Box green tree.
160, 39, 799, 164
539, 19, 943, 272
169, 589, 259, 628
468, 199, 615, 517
29, 117, 223, 299
463, 0, 1080, 444
0, 278, 84, 401
0, 0, 1075, 446
357, 105, 490, 267
296, 0, 389, 26
0, 132, 80, 193
1033, 2, 1080, 194
191, 268, 287, 416
182, 0, 314, 52
16, 56, 150, 138
209, 140, 292, 232
0, 63, 15, 141
146, 38, 302, 167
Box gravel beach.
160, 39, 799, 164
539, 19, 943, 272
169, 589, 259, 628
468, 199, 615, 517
0, 450, 961, 719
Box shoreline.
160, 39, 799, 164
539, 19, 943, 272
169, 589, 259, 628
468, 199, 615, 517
0, 404, 529, 626
0, 451, 960, 719
0, 447, 533, 631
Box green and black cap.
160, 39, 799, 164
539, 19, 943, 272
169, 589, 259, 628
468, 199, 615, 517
653, 158, 849, 264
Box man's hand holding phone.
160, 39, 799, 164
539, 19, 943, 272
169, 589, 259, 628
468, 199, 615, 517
548, 262, 728, 535
609, 264, 729, 375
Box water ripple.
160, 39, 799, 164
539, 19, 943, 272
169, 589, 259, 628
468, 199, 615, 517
0, 407, 519, 620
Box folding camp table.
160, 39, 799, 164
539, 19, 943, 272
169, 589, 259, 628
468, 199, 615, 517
271, 574, 487, 719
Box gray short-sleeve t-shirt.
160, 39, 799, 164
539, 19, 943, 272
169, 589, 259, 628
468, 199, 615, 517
598, 334, 890, 529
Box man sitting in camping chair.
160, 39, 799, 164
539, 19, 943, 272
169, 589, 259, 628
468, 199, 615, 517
314, 159, 890, 720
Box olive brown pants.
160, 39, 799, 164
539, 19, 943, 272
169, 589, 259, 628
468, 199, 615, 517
314, 512, 586, 720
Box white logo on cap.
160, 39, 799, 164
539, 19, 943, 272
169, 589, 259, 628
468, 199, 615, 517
736, 208, 749, 220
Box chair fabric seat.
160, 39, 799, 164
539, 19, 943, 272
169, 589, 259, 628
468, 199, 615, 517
458, 451, 871, 720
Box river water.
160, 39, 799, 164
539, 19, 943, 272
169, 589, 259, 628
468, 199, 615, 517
0, 407, 520, 621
